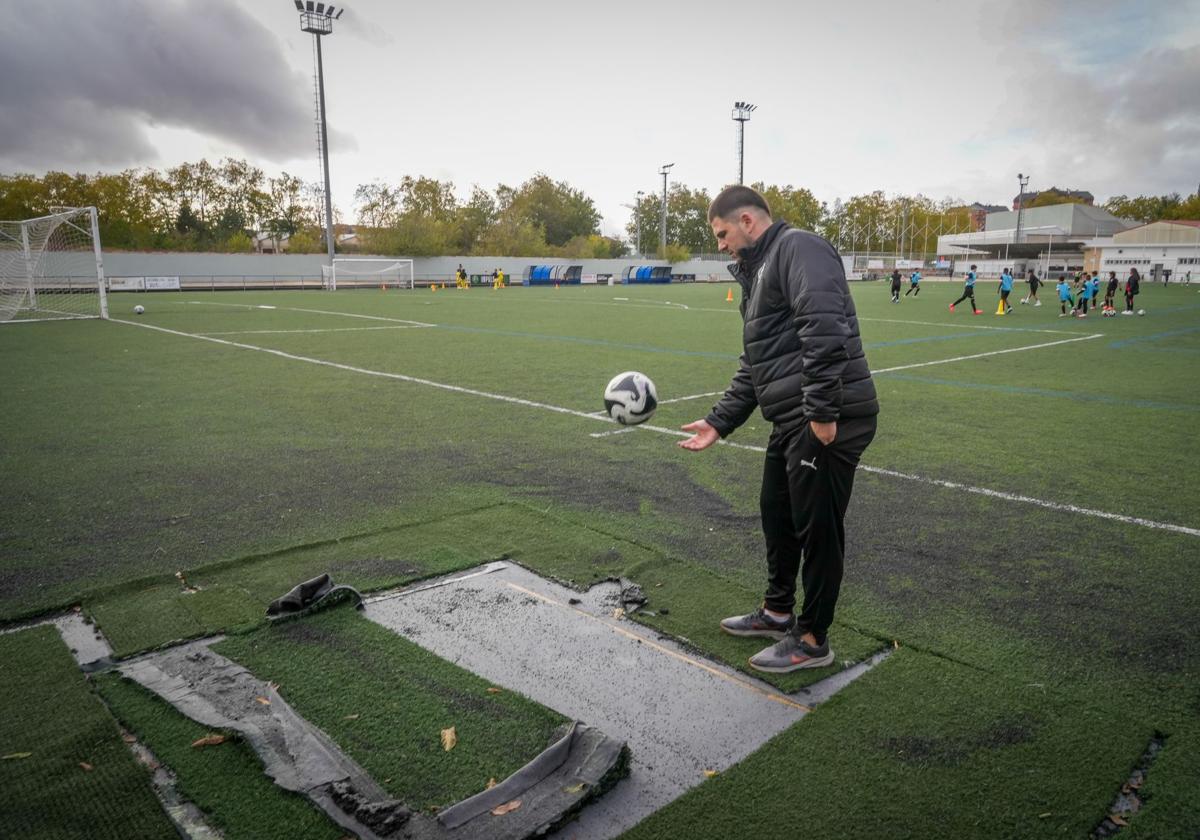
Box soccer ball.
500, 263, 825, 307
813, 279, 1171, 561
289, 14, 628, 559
133, 305, 145, 315
1137, 309, 1146, 316
603, 371, 658, 425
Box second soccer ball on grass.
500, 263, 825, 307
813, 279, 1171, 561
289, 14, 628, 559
603, 371, 658, 426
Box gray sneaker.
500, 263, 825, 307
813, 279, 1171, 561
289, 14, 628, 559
719, 607, 794, 640
748, 634, 834, 673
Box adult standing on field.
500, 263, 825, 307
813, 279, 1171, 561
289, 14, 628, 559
678, 185, 879, 673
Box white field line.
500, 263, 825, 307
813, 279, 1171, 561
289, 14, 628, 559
651, 334, 1104, 407
659, 390, 725, 405
108, 318, 1197, 539
589, 427, 638, 438
199, 325, 426, 336
185, 300, 434, 327
871, 333, 1103, 374
859, 316, 1078, 336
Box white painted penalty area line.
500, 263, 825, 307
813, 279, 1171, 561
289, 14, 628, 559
871, 333, 1103, 374
198, 325, 427, 336
184, 300, 434, 327
858, 316, 1079, 336
111, 319, 617, 424
109, 318, 1197, 539
649, 333, 1105, 407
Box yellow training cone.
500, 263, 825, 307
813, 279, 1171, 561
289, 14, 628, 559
995, 298, 1006, 315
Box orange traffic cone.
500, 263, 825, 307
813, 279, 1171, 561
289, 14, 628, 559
726, 288, 734, 302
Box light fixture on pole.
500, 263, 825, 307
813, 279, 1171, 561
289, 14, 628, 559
1014, 172, 1030, 245
658, 164, 674, 260
294, 0, 345, 266
621, 191, 646, 257
731, 101, 756, 185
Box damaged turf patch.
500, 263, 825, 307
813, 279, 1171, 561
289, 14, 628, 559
94, 673, 344, 840
0, 626, 174, 839
211, 604, 569, 812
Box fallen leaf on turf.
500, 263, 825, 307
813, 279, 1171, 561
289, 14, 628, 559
122, 734, 137, 744
703, 770, 718, 778
1110, 815, 1128, 826
486, 778, 497, 790
564, 783, 586, 794
486, 687, 502, 694
79, 762, 93, 771
254, 696, 271, 706
490, 800, 521, 816
441, 727, 457, 752
893, 639, 899, 649
343, 714, 360, 721
1038, 812, 1052, 818
191, 734, 226, 748
2, 753, 32, 760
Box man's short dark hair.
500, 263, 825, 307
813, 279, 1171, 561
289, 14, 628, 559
708, 185, 772, 222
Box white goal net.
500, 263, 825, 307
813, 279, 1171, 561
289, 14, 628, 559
321, 258, 414, 290
0, 207, 107, 323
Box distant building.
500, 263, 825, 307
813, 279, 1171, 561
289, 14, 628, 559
255, 232, 290, 254
1082, 219, 1200, 282
937, 202, 1136, 278
967, 203, 1007, 231
1012, 188, 1094, 210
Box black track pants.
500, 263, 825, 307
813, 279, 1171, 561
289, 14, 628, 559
759, 415, 878, 644
952, 287, 976, 308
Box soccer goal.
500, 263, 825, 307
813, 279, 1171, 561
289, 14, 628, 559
321, 258, 414, 291
0, 207, 107, 322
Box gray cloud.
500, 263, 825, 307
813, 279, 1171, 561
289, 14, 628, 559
0, 0, 352, 170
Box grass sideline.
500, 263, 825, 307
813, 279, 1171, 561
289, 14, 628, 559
3, 281, 1199, 835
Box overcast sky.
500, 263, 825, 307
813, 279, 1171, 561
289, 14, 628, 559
2, 0, 1198, 236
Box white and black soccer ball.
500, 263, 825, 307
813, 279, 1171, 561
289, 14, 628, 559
1137, 309, 1146, 316
603, 371, 658, 426
133, 304, 145, 315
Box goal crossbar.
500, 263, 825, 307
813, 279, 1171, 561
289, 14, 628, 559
322, 258, 414, 290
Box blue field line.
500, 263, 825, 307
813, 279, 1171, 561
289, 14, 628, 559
432, 324, 740, 360
1109, 324, 1200, 349
875, 371, 1200, 413
864, 330, 997, 349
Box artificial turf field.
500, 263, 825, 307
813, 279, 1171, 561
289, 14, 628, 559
2, 278, 1199, 838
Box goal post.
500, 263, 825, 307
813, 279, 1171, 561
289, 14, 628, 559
0, 206, 107, 323
321, 258, 414, 290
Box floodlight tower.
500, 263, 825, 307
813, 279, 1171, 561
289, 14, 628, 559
732, 101, 756, 185
295, 1, 345, 265
1014, 172, 1030, 245
620, 190, 645, 257
659, 164, 674, 259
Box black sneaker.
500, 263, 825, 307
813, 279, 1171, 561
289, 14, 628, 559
719, 607, 794, 640
748, 633, 834, 673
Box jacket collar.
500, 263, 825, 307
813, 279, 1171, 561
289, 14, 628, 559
727, 220, 791, 285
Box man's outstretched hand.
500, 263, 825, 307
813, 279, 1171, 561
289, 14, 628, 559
678, 419, 719, 451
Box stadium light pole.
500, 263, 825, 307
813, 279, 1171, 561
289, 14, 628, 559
295, 1, 345, 265
621, 191, 645, 257
732, 102, 756, 185
1014, 172, 1029, 243
659, 164, 673, 260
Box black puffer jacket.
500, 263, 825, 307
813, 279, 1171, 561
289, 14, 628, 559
705, 221, 878, 436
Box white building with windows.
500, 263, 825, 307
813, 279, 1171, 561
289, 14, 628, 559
1082, 220, 1200, 283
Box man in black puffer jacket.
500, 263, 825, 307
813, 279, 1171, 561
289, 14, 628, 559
679, 186, 878, 673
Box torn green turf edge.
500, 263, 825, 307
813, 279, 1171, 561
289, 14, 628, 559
0, 500, 510, 630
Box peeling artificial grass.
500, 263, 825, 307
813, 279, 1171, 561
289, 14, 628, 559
620, 648, 1156, 840
93, 672, 343, 840
212, 604, 569, 811
0, 626, 173, 840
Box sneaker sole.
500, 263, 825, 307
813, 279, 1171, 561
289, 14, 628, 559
720, 625, 791, 640
747, 651, 835, 672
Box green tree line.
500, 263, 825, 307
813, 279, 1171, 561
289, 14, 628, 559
4, 159, 1195, 257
